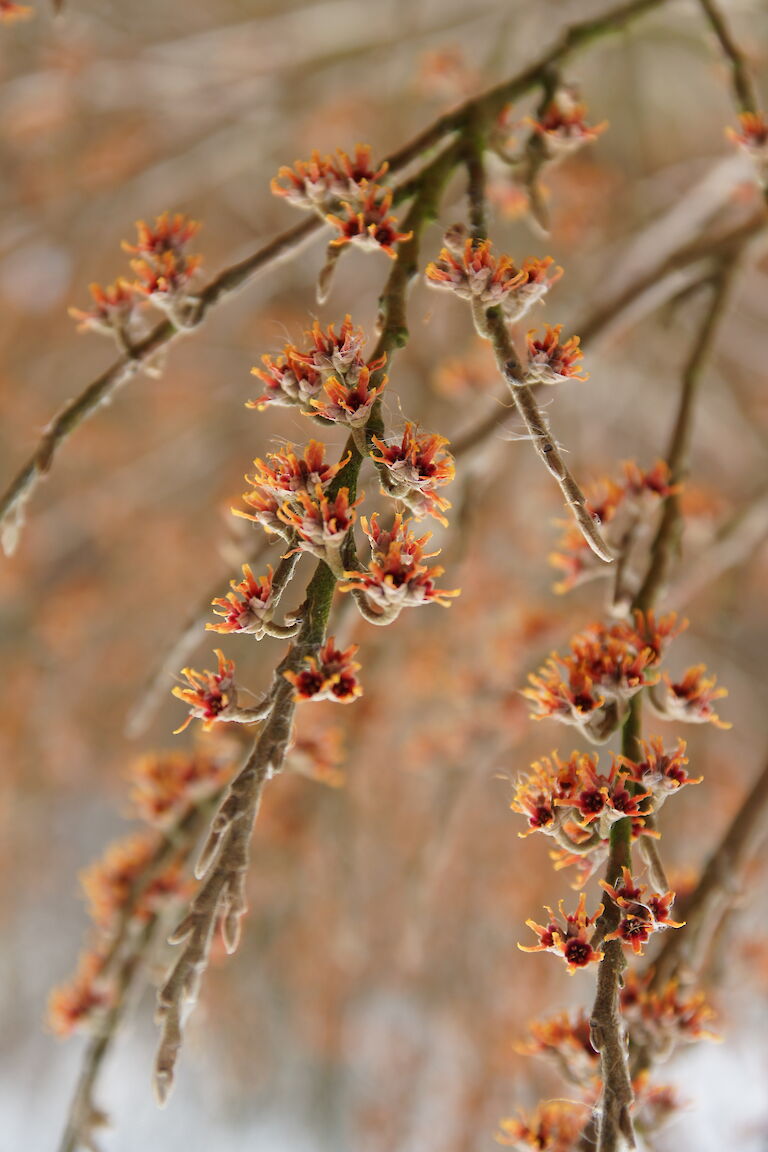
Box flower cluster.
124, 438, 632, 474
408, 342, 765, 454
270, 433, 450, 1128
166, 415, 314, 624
0, 1, 31, 21
523, 613, 683, 742
370, 423, 455, 524
48, 950, 113, 1038
518, 1009, 599, 1086
279, 485, 361, 568
527, 89, 608, 157
496, 1100, 588, 1151
235, 440, 359, 563
248, 316, 387, 420
284, 639, 362, 704
621, 970, 718, 1057
69, 279, 136, 337
122, 212, 202, 308
525, 324, 588, 385
619, 737, 702, 809
520, 893, 604, 972
272, 145, 411, 260
425, 227, 562, 320
69, 212, 202, 338
172, 649, 236, 733
271, 144, 388, 213
208, 564, 275, 637
129, 748, 233, 825
48, 762, 220, 1039
341, 513, 459, 621
726, 111, 768, 167
511, 750, 651, 843
649, 665, 731, 729
327, 185, 413, 258
81, 833, 187, 930
600, 867, 683, 956
549, 459, 675, 594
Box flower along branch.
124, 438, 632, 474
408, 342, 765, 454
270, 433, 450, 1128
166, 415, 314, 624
500, 262, 745, 1152
41, 3, 768, 1151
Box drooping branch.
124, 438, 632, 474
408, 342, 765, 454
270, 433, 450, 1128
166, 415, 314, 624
57, 793, 225, 1152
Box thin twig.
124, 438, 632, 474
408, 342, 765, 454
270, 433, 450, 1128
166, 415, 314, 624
650, 753, 768, 990
633, 258, 738, 613
59, 915, 160, 1152
696, 0, 760, 116
483, 309, 613, 561
57, 794, 222, 1152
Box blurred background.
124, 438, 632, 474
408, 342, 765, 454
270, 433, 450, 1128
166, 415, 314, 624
1, 0, 768, 1148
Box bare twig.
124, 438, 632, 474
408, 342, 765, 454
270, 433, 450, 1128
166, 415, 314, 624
696, 0, 761, 116
483, 308, 613, 561
59, 915, 160, 1152
57, 794, 223, 1152
633, 258, 738, 613
651, 753, 768, 990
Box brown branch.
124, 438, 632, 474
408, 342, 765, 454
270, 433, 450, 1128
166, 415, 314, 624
59, 915, 160, 1152
483, 308, 613, 561
633, 257, 738, 613
696, 0, 760, 116
57, 794, 222, 1152
651, 752, 768, 990
153, 140, 457, 1102
584, 258, 739, 1152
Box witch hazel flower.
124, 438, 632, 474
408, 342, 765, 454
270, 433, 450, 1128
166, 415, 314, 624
80, 832, 188, 929
248, 350, 322, 411
620, 737, 702, 809
246, 441, 351, 501
527, 88, 608, 158
284, 638, 362, 704
518, 1009, 600, 1086
520, 892, 604, 972
726, 111, 768, 168
172, 650, 266, 734
496, 1101, 587, 1151
277, 485, 360, 569
129, 748, 233, 826
600, 867, 684, 956
426, 226, 562, 322
233, 486, 286, 538
207, 564, 275, 637
621, 970, 719, 1056
271, 144, 389, 214
550, 460, 675, 594
524, 614, 678, 743
69, 278, 138, 341
341, 513, 459, 622
122, 212, 202, 319
525, 324, 589, 386
649, 664, 731, 729
512, 751, 650, 844
327, 185, 412, 258
48, 949, 113, 1037
310, 362, 387, 428
293, 315, 386, 385
370, 423, 455, 525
